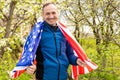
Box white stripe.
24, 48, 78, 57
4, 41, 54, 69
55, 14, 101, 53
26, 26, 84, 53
73, 50, 78, 57
84, 67, 89, 74
16, 71, 19, 78
12, 66, 27, 70
72, 67, 74, 79
10, 71, 15, 78
85, 60, 98, 69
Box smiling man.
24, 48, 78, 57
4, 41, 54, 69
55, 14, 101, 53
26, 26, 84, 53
26, 2, 86, 80
42, 3, 58, 26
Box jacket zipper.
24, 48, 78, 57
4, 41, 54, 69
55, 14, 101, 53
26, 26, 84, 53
60, 42, 61, 56
53, 32, 60, 80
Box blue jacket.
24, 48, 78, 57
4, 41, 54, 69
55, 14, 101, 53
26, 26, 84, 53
36, 21, 78, 80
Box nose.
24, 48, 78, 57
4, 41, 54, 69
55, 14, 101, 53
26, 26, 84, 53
49, 13, 54, 19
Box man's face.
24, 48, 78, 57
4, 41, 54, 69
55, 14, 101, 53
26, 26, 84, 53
42, 4, 58, 26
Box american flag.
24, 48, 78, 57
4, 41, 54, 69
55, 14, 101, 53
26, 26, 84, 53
10, 21, 44, 78
10, 21, 98, 80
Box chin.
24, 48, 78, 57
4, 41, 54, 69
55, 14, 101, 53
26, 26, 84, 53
48, 22, 57, 26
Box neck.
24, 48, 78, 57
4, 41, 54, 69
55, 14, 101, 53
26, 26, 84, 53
49, 23, 57, 27
50, 24, 58, 30
45, 22, 58, 30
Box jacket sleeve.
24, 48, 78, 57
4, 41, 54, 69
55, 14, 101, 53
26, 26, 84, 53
66, 41, 78, 65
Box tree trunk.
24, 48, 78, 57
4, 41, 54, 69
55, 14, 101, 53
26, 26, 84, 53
0, 1, 17, 58
74, 23, 80, 42
4, 1, 17, 38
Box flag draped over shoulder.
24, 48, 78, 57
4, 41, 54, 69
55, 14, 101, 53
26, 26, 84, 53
57, 21, 98, 79
10, 21, 98, 79
10, 21, 44, 78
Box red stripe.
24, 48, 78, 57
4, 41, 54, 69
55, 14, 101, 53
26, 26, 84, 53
72, 66, 78, 79
78, 66, 84, 74
33, 59, 37, 65
13, 70, 25, 78
86, 64, 93, 72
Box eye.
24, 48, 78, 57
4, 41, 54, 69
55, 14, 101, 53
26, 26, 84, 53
46, 12, 50, 15
52, 12, 56, 14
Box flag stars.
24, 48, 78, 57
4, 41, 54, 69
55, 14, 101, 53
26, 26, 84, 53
36, 24, 40, 28
22, 55, 25, 59
33, 36, 36, 39
41, 30, 43, 32
29, 48, 32, 52
30, 55, 33, 58
21, 59, 25, 63
33, 42, 35, 44
26, 41, 29, 45
37, 30, 40, 33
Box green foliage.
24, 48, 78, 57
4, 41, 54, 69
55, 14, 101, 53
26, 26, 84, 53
77, 38, 120, 80
0, 27, 5, 38
0, 55, 33, 80
67, 38, 120, 80
0, 33, 33, 80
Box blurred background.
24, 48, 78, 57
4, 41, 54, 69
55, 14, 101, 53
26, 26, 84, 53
0, 0, 120, 80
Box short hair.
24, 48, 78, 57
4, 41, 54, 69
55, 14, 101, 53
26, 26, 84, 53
42, 2, 56, 11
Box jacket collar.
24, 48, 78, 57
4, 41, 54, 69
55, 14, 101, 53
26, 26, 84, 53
44, 21, 59, 32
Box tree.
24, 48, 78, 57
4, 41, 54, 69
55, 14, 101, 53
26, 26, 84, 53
58, 0, 120, 79
0, 0, 42, 59
60, 0, 120, 54
58, 0, 85, 43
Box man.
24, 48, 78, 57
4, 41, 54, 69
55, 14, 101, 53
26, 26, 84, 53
26, 2, 86, 80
